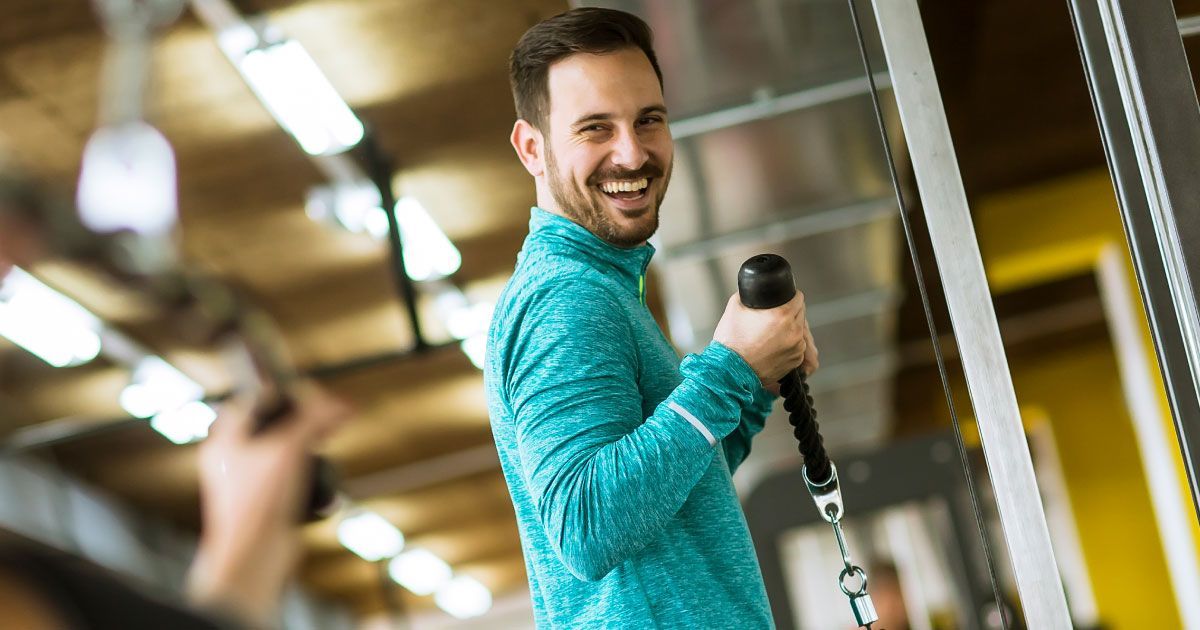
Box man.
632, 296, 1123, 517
488, 8, 817, 628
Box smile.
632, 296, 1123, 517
598, 178, 649, 194
597, 178, 651, 203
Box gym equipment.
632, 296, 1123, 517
739, 253, 878, 629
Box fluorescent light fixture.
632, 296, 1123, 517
305, 189, 460, 281
336, 510, 405, 561
446, 301, 493, 341
332, 185, 384, 237
119, 356, 213, 444
120, 356, 204, 418
430, 286, 491, 368
77, 121, 178, 236
394, 197, 461, 282
118, 383, 163, 419
214, 22, 258, 60
237, 39, 364, 156
388, 549, 452, 596
0, 267, 103, 367
460, 334, 487, 370
435, 575, 492, 619
306, 182, 391, 239
361, 206, 391, 240
150, 400, 217, 445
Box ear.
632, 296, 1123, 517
510, 119, 545, 178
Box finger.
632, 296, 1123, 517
801, 329, 819, 376
789, 291, 806, 319
207, 396, 255, 444
288, 383, 352, 447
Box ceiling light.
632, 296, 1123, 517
331, 184, 383, 236
237, 39, 364, 156
336, 510, 405, 562
118, 383, 162, 419
460, 334, 487, 370
119, 356, 204, 419
305, 189, 461, 281
76, 121, 178, 237
306, 182, 391, 239
394, 197, 461, 282
430, 285, 491, 368
150, 401, 217, 445
434, 575, 492, 619
446, 302, 494, 341
0, 267, 103, 367
388, 549, 452, 596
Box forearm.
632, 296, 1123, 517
722, 386, 776, 473
187, 534, 296, 628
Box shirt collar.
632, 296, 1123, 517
524, 207, 655, 294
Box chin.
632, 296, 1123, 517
609, 211, 659, 246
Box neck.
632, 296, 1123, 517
532, 180, 650, 249
533, 181, 566, 219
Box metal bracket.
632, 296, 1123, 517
804, 462, 843, 523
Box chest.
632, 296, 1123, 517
618, 294, 684, 417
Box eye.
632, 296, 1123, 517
637, 115, 664, 128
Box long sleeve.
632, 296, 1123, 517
503, 279, 762, 582
722, 387, 776, 473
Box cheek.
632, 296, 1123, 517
650, 138, 674, 165
568, 153, 605, 186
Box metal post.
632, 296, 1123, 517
869, 0, 1072, 626
1066, 0, 1200, 524
359, 129, 429, 351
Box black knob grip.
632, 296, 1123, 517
736, 253, 832, 484
738, 254, 797, 310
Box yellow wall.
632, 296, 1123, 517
1013, 342, 1177, 629
923, 169, 1199, 627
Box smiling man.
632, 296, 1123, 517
487, 8, 817, 628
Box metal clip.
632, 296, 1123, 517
803, 462, 843, 523
821, 480, 877, 629
839, 565, 879, 627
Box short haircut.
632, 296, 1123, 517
508, 7, 663, 130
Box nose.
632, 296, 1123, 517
609, 126, 648, 171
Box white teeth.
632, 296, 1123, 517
600, 178, 649, 194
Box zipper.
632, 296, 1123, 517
638, 253, 651, 306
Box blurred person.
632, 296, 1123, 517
860, 562, 908, 630
488, 8, 818, 628
0, 166, 347, 628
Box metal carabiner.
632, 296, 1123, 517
804, 461, 843, 523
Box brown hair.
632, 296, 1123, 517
508, 7, 663, 131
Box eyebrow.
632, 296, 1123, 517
571, 105, 669, 129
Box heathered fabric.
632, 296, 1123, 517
485, 207, 777, 629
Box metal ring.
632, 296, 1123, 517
838, 565, 869, 598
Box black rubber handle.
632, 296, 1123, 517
737, 254, 831, 483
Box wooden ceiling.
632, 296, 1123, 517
0, 0, 565, 618
1, 0, 1199, 622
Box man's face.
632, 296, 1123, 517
541, 47, 673, 248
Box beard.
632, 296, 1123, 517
544, 146, 671, 248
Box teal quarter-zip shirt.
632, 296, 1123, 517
486, 208, 777, 628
